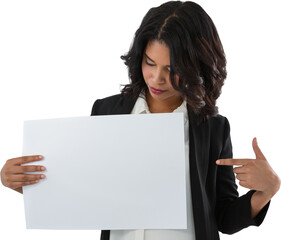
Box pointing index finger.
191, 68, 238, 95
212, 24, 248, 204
216, 158, 250, 166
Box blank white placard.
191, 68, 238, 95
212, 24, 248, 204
22, 113, 187, 230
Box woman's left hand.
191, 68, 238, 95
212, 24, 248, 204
216, 138, 280, 197
216, 138, 280, 217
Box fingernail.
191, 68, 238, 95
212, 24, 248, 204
38, 155, 43, 159
40, 166, 46, 171
216, 160, 221, 164
40, 175, 45, 179
253, 137, 257, 145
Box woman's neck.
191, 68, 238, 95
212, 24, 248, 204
146, 92, 183, 113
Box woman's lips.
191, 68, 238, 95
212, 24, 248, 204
150, 87, 167, 95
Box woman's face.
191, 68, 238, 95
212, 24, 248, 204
142, 40, 182, 108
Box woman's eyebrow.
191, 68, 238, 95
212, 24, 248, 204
144, 53, 155, 63
144, 53, 170, 67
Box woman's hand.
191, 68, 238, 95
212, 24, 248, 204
1, 155, 46, 194
216, 138, 280, 217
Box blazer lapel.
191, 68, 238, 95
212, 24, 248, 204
189, 111, 211, 239
189, 112, 211, 186
112, 94, 136, 114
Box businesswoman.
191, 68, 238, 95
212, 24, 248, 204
1, 1, 280, 239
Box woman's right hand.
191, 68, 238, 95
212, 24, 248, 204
0, 155, 46, 194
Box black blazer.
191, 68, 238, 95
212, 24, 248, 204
91, 94, 269, 240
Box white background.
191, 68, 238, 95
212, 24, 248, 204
0, 0, 280, 239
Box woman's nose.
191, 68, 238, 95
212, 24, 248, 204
151, 68, 166, 84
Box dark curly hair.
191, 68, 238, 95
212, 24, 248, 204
121, 1, 227, 123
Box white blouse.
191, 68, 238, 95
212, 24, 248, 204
110, 95, 195, 240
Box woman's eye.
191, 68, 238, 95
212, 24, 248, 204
145, 60, 155, 66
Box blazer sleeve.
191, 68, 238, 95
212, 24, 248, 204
91, 99, 101, 116
215, 117, 270, 234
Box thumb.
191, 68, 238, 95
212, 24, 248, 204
252, 137, 266, 160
